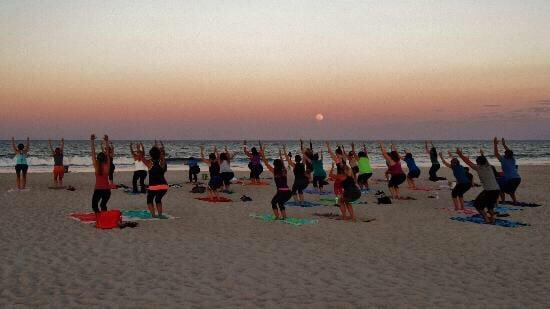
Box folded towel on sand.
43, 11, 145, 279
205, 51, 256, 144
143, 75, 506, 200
285, 200, 324, 207
249, 213, 318, 226
195, 196, 232, 203
450, 215, 529, 228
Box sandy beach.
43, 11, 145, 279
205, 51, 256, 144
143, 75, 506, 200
1, 166, 548, 308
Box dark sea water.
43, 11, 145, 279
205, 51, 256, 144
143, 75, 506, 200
1, 140, 549, 173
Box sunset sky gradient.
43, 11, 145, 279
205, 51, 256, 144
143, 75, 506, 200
1, 1, 550, 139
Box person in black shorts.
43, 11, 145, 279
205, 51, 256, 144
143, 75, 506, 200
260, 145, 292, 220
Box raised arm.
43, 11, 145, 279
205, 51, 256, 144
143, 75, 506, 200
213, 145, 220, 160
501, 138, 511, 152
11, 137, 17, 152
25, 137, 30, 153
456, 148, 478, 171
48, 139, 54, 155
90, 134, 98, 167
243, 141, 252, 159
260, 145, 274, 173
424, 140, 429, 154
390, 143, 401, 160
130, 142, 136, 157
325, 142, 338, 163
282, 145, 295, 168
439, 152, 452, 168
200, 146, 210, 165
379, 142, 393, 163
493, 137, 502, 160
60, 138, 64, 153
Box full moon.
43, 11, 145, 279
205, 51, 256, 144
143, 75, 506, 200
315, 113, 324, 121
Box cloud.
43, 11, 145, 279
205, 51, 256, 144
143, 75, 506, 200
482, 104, 501, 108
535, 99, 550, 105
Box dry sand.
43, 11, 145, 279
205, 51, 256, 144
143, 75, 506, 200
1, 166, 549, 308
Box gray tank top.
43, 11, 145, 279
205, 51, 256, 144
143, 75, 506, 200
54, 154, 63, 166
477, 164, 500, 191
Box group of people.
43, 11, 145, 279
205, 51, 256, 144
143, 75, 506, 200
9, 137, 522, 224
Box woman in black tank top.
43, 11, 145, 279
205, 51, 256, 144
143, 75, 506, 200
201, 145, 223, 200
260, 146, 292, 220
283, 145, 309, 205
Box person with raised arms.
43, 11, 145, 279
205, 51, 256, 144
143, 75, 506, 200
90, 134, 112, 215
48, 138, 65, 188
130, 142, 148, 193
379, 142, 406, 199
260, 144, 292, 220
403, 149, 421, 190
340, 165, 360, 221
200, 145, 223, 200
142, 141, 169, 218
440, 151, 472, 211
300, 139, 314, 180
220, 146, 236, 192
493, 137, 521, 204
342, 143, 359, 181
243, 140, 263, 184
308, 150, 327, 193
456, 148, 500, 224
326, 141, 347, 200
283, 145, 309, 205
356, 144, 373, 190
12, 137, 30, 190
102, 137, 116, 187
425, 141, 446, 182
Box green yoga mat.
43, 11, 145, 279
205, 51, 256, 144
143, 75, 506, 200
249, 213, 318, 226
121, 210, 175, 220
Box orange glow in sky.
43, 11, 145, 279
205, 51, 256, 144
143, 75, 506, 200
1, 1, 549, 139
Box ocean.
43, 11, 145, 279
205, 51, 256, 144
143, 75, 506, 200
1, 140, 550, 173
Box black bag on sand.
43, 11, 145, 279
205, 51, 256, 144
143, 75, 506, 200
375, 190, 392, 204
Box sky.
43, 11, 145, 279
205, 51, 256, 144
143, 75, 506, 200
1, 0, 550, 140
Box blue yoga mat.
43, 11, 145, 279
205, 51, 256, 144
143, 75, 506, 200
450, 215, 530, 228
303, 188, 333, 195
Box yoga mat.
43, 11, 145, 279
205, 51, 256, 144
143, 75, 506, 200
195, 196, 232, 203
303, 188, 333, 195
285, 200, 324, 208
121, 210, 176, 220
450, 215, 530, 228
313, 212, 376, 223
439, 207, 478, 215
319, 197, 367, 205
70, 210, 176, 223
464, 201, 523, 213
249, 213, 318, 226
500, 201, 542, 208
234, 179, 270, 186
